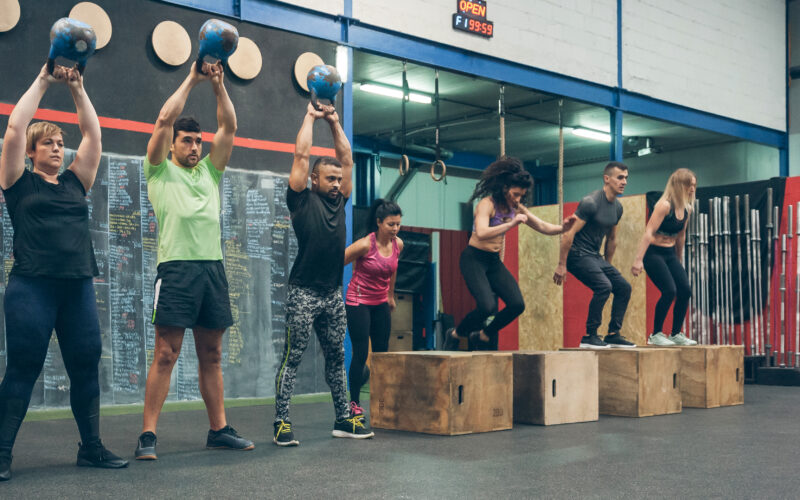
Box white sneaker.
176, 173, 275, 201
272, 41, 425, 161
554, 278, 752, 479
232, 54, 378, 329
669, 332, 698, 346
647, 332, 676, 346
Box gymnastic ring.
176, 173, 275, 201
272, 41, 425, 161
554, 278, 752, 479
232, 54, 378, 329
430, 159, 446, 182
399, 154, 410, 176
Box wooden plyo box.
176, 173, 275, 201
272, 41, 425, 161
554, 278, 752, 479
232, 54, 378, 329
566, 347, 682, 417
388, 330, 413, 352
513, 351, 598, 425
370, 352, 513, 435
680, 345, 744, 408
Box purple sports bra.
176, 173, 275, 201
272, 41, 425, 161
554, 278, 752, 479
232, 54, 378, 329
473, 199, 517, 232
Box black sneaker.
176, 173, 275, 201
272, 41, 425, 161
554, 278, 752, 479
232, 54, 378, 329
332, 415, 375, 439
135, 431, 157, 460
206, 425, 254, 450
579, 334, 610, 349
467, 331, 490, 351
0, 450, 11, 481
76, 440, 129, 468
442, 328, 461, 351
273, 420, 299, 447
604, 333, 635, 348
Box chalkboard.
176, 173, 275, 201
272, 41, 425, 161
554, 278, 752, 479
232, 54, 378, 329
0, 144, 331, 408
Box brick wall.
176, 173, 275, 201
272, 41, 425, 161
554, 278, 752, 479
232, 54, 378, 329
623, 0, 786, 131
352, 0, 619, 87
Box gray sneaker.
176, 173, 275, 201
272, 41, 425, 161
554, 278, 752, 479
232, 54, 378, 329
647, 332, 676, 346
135, 431, 157, 460
669, 332, 698, 345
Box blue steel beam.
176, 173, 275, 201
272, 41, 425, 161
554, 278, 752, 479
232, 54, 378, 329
161, 0, 788, 153
618, 92, 786, 149
347, 24, 617, 109
609, 108, 623, 161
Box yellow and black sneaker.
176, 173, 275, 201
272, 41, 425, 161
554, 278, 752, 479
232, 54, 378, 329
332, 415, 375, 439
273, 419, 299, 447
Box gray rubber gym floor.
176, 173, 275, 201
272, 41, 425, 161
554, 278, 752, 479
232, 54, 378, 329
1, 384, 798, 499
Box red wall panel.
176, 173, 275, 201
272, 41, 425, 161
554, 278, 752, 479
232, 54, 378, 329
403, 225, 520, 350
498, 226, 519, 350
769, 177, 800, 364
561, 201, 594, 348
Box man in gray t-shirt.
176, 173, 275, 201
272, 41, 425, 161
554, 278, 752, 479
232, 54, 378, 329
553, 162, 634, 349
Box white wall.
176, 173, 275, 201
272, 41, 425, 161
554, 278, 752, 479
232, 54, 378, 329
623, 0, 786, 132
563, 142, 780, 202
276, 0, 344, 16
353, 0, 619, 87
379, 159, 478, 231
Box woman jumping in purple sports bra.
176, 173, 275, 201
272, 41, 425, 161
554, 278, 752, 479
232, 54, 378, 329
444, 157, 576, 351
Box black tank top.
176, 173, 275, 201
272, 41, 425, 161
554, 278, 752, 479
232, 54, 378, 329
2, 169, 98, 278
655, 203, 687, 237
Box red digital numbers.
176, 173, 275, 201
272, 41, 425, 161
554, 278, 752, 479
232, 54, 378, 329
452, 1, 493, 38
466, 18, 492, 36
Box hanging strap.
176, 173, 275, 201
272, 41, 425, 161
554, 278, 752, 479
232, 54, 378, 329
431, 68, 446, 182
558, 99, 564, 224
399, 61, 410, 175
499, 84, 506, 158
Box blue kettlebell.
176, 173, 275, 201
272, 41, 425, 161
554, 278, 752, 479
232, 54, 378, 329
306, 64, 342, 109
196, 19, 239, 73
47, 18, 96, 75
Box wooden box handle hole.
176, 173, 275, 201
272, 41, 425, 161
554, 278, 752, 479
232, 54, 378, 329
552, 379, 557, 398
673, 373, 677, 389
458, 385, 464, 405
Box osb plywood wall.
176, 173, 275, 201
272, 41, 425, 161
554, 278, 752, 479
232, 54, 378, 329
602, 195, 647, 345
518, 205, 563, 350
518, 195, 648, 349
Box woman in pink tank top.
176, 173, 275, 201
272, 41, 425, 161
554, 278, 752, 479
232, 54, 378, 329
344, 199, 403, 419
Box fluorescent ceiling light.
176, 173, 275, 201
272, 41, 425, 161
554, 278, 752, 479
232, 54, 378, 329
335, 45, 349, 83
359, 83, 432, 104
571, 128, 611, 142
408, 93, 433, 104
637, 147, 654, 157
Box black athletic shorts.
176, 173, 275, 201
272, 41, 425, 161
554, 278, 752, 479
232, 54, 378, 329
152, 260, 233, 330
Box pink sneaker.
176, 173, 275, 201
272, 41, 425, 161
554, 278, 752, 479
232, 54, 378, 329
349, 401, 364, 420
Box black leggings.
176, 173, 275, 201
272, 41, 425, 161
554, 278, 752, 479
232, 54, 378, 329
346, 302, 391, 404
457, 246, 525, 350
0, 275, 102, 451
643, 245, 691, 335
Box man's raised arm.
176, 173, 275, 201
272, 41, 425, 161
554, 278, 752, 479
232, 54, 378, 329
325, 110, 353, 199
208, 62, 236, 171
147, 62, 208, 166
288, 102, 325, 193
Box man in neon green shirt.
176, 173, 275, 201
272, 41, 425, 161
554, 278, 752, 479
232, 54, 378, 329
135, 61, 253, 460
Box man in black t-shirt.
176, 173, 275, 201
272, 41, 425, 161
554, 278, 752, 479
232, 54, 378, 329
553, 162, 634, 349
272, 102, 373, 446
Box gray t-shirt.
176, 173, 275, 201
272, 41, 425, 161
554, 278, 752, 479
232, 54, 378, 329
569, 189, 623, 257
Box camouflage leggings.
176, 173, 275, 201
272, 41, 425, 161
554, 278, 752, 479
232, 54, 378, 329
274, 285, 349, 422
